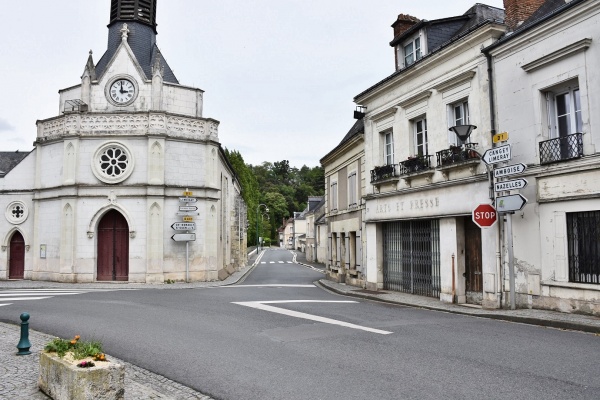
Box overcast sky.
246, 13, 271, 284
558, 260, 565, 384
0, 0, 504, 168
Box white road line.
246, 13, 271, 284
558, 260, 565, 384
0, 297, 52, 301
218, 284, 315, 288
0, 293, 80, 297
233, 300, 393, 335
0, 303, 12, 307
278, 261, 284, 263
269, 262, 275, 264
287, 261, 292, 264
260, 262, 266, 264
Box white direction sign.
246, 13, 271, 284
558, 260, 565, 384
171, 233, 196, 242
171, 222, 196, 231
179, 197, 197, 203
482, 144, 511, 165
496, 194, 527, 213
494, 178, 528, 192
179, 205, 198, 212
494, 163, 526, 178
176, 212, 199, 216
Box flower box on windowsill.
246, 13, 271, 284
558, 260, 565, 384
39, 352, 125, 400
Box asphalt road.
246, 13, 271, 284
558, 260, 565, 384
1, 247, 599, 400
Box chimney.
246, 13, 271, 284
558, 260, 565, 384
392, 14, 420, 39
503, 0, 545, 31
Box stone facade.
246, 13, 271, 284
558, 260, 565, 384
0, 2, 246, 283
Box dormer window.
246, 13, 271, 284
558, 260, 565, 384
396, 33, 425, 69
404, 37, 421, 66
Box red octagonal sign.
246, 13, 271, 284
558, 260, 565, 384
472, 204, 497, 228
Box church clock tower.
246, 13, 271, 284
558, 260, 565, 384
10, 0, 248, 284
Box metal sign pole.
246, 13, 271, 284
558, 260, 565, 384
506, 213, 516, 310
186, 241, 189, 283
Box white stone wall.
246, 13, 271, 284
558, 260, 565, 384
489, 1, 600, 313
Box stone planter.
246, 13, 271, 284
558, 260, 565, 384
39, 352, 125, 400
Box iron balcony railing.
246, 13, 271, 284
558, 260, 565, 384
436, 143, 480, 167
398, 155, 433, 175
539, 133, 583, 165
370, 163, 398, 183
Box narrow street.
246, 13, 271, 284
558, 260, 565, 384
1, 248, 598, 400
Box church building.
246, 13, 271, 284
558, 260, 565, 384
0, 0, 247, 283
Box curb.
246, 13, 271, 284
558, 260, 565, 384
315, 280, 600, 334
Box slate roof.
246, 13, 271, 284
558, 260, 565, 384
0, 151, 30, 177
483, 0, 587, 52
355, 4, 504, 101
320, 119, 364, 164
95, 22, 179, 84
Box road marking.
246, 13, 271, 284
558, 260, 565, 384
278, 261, 284, 263
0, 288, 137, 308
218, 284, 315, 288
261, 262, 266, 264
269, 261, 275, 264
287, 261, 292, 264
233, 300, 393, 335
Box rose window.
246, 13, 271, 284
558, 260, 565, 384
92, 142, 135, 184
5, 201, 28, 224
99, 147, 128, 177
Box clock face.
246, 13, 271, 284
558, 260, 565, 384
109, 79, 136, 104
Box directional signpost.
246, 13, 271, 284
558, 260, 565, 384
171, 233, 196, 242
496, 194, 527, 213
482, 144, 511, 165
493, 163, 526, 178
494, 178, 528, 192
171, 222, 196, 231
175, 190, 198, 282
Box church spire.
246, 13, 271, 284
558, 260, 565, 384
109, 0, 157, 33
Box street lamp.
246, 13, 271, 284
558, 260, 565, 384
256, 203, 269, 251
449, 124, 477, 143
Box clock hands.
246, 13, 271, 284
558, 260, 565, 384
119, 81, 126, 94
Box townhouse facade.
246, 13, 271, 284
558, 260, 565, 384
354, 4, 506, 306
321, 120, 366, 287
484, 0, 600, 314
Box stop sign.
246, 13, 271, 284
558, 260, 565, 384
472, 204, 497, 228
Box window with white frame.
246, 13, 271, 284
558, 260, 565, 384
330, 181, 338, 211
414, 117, 428, 156
348, 171, 357, 207
546, 85, 582, 138
404, 37, 421, 66
448, 100, 470, 145
383, 131, 394, 165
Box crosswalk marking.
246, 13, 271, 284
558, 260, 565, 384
0, 288, 136, 307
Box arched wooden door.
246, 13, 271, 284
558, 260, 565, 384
97, 210, 129, 281
9, 231, 25, 279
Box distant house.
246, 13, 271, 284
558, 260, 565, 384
305, 197, 325, 262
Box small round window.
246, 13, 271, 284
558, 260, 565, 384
5, 201, 28, 225
92, 142, 135, 184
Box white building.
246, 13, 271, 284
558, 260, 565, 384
321, 120, 366, 286
0, 0, 246, 283
484, 0, 600, 314
355, 4, 506, 305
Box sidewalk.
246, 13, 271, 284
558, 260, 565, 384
293, 250, 600, 334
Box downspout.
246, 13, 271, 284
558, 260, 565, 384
486, 51, 503, 308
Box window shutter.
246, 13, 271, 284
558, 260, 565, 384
327, 233, 332, 264
344, 234, 350, 269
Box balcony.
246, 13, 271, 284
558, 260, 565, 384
436, 143, 480, 167
399, 155, 433, 175
370, 164, 399, 184
539, 133, 583, 165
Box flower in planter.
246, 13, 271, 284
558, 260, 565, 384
77, 360, 96, 368
44, 335, 104, 360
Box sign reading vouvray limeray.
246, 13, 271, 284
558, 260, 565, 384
482, 144, 511, 165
